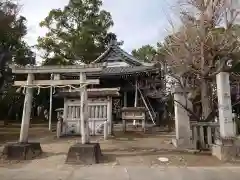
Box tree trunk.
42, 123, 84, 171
200, 78, 212, 120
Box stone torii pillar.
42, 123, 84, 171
19, 73, 34, 143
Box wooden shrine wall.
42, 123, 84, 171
62, 97, 112, 136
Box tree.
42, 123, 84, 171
0, 0, 35, 92
0, 0, 35, 122
0, 0, 35, 66
37, 0, 114, 65
160, 0, 240, 120
132, 45, 157, 62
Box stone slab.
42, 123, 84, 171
2, 142, 42, 160
66, 143, 102, 165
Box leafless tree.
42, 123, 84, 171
161, 0, 240, 120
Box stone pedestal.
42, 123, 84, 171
2, 142, 42, 160
66, 143, 102, 165
172, 87, 193, 149
212, 138, 237, 161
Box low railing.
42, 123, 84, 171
191, 122, 220, 150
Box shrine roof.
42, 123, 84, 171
59, 41, 161, 77
91, 42, 145, 66
61, 65, 159, 78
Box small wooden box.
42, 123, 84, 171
121, 107, 147, 132
121, 107, 146, 121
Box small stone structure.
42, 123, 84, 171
171, 86, 193, 149
2, 142, 42, 160
191, 122, 220, 150
66, 143, 102, 165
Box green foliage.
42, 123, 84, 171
0, 0, 35, 121
132, 45, 157, 62
0, 0, 35, 65
131, 42, 167, 62
37, 0, 114, 65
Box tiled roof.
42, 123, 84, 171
99, 66, 158, 76
91, 44, 144, 66
62, 65, 159, 78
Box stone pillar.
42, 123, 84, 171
123, 91, 127, 107
19, 73, 34, 143
171, 87, 193, 148
134, 80, 138, 107
80, 72, 89, 144
107, 96, 113, 135
62, 98, 68, 135
49, 74, 60, 131
104, 121, 108, 140
212, 72, 237, 161
133, 80, 138, 126
216, 72, 235, 138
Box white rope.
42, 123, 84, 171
18, 84, 89, 95
53, 87, 56, 94
37, 86, 40, 95
23, 87, 26, 95
18, 84, 88, 89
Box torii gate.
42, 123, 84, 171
11, 64, 103, 146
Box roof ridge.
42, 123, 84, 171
112, 46, 143, 66
91, 45, 112, 64
91, 43, 144, 66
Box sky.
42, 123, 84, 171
19, 0, 179, 63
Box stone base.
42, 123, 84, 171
2, 142, 42, 160
212, 138, 238, 161
66, 143, 102, 165
172, 138, 195, 149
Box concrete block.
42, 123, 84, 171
212, 138, 238, 161
2, 142, 42, 160
66, 143, 102, 165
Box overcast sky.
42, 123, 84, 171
20, 0, 179, 62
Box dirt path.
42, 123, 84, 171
1, 130, 238, 168
0, 123, 55, 145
